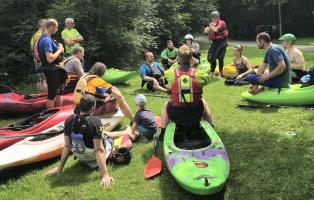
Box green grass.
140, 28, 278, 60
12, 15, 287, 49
1, 44, 314, 200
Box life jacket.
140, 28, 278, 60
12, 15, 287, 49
170, 67, 202, 105
73, 74, 98, 104
70, 115, 113, 164
208, 20, 228, 41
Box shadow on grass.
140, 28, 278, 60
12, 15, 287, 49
0, 157, 59, 184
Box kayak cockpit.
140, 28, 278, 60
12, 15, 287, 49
174, 123, 211, 150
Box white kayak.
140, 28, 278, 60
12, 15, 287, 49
0, 110, 124, 169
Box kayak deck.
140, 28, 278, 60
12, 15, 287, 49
164, 121, 230, 195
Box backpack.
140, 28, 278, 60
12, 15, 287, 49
170, 68, 202, 105
73, 74, 98, 104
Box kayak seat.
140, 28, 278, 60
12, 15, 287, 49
174, 123, 211, 150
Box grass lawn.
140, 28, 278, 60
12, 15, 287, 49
1, 44, 314, 200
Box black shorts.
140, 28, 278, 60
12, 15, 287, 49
167, 101, 204, 125
63, 79, 78, 94
44, 69, 65, 100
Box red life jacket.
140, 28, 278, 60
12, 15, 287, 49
208, 20, 228, 41
170, 68, 202, 106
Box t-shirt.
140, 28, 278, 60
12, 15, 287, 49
140, 62, 164, 79
64, 56, 84, 77
30, 30, 42, 50
38, 34, 58, 65
87, 77, 112, 94
263, 44, 291, 87
64, 115, 102, 149
134, 109, 157, 132
160, 48, 178, 60
61, 28, 81, 54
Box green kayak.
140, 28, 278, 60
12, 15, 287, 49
102, 68, 136, 84
241, 84, 314, 106
163, 121, 230, 195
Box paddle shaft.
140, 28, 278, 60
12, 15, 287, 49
152, 134, 158, 156
129, 93, 168, 99
0, 130, 64, 139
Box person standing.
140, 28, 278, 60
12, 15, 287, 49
204, 11, 228, 78
279, 33, 307, 82
246, 32, 291, 94
37, 19, 66, 109
61, 18, 84, 55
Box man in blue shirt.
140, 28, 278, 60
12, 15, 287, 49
140, 52, 167, 92
246, 32, 291, 94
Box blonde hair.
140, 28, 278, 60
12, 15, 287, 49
45, 18, 58, 29
178, 45, 192, 65
233, 44, 243, 56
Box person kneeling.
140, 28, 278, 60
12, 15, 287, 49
46, 94, 114, 188
159, 45, 213, 140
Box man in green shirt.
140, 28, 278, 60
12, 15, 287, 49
161, 40, 178, 69
61, 18, 84, 55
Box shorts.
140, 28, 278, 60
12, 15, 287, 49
167, 101, 204, 125
137, 125, 156, 140
44, 69, 65, 100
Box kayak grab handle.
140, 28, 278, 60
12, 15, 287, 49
204, 178, 209, 187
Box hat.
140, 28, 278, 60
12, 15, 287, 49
135, 94, 147, 105
210, 11, 220, 18
279, 33, 296, 42
184, 34, 194, 40
65, 17, 74, 24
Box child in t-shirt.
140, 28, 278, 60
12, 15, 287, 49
129, 94, 157, 142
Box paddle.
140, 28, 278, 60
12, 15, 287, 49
0, 84, 34, 99
0, 129, 64, 139
129, 93, 169, 99
144, 116, 162, 179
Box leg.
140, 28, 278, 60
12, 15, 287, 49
161, 101, 170, 129
111, 86, 133, 121
104, 126, 132, 139
55, 95, 63, 107
44, 71, 58, 109
201, 99, 213, 124
217, 44, 227, 76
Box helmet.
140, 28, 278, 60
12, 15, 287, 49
279, 33, 296, 42
184, 34, 194, 40
210, 11, 220, 18
111, 147, 132, 165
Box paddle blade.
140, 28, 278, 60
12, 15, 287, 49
154, 116, 161, 128
144, 155, 162, 179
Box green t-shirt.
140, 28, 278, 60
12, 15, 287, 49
164, 61, 211, 87
61, 28, 81, 54
160, 48, 178, 60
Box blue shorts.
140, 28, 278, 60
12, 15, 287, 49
246, 74, 287, 88
137, 125, 156, 140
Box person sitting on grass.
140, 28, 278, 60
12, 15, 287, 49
159, 45, 213, 141
279, 33, 307, 83
246, 32, 291, 95
140, 52, 168, 92
73, 62, 133, 123
225, 44, 252, 85
127, 94, 157, 142
161, 40, 178, 69
63, 46, 85, 94
46, 94, 114, 188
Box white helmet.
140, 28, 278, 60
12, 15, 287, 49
184, 34, 194, 40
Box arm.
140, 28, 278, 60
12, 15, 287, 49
45, 43, 64, 63
74, 34, 84, 42
46, 136, 72, 176
257, 63, 267, 75
64, 38, 75, 46
243, 57, 252, 71
294, 51, 305, 70
94, 139, 114, 188
131, 122, 137, 135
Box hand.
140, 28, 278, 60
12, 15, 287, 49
257, 75, 269, 83
58, 43, 64, 52
100, 174, 114, 188
236, 74, 244, 80
204, 26, 210, 33
46, 167, 61, 176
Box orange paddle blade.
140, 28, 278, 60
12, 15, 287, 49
144, 155, 162, 179
154, 116, 161, 128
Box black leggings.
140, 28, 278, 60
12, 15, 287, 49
44, 70, 64, 100
208, 41, 228, 73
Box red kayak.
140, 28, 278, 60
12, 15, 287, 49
0, 92, 73, 114
0, 105, 74, 150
